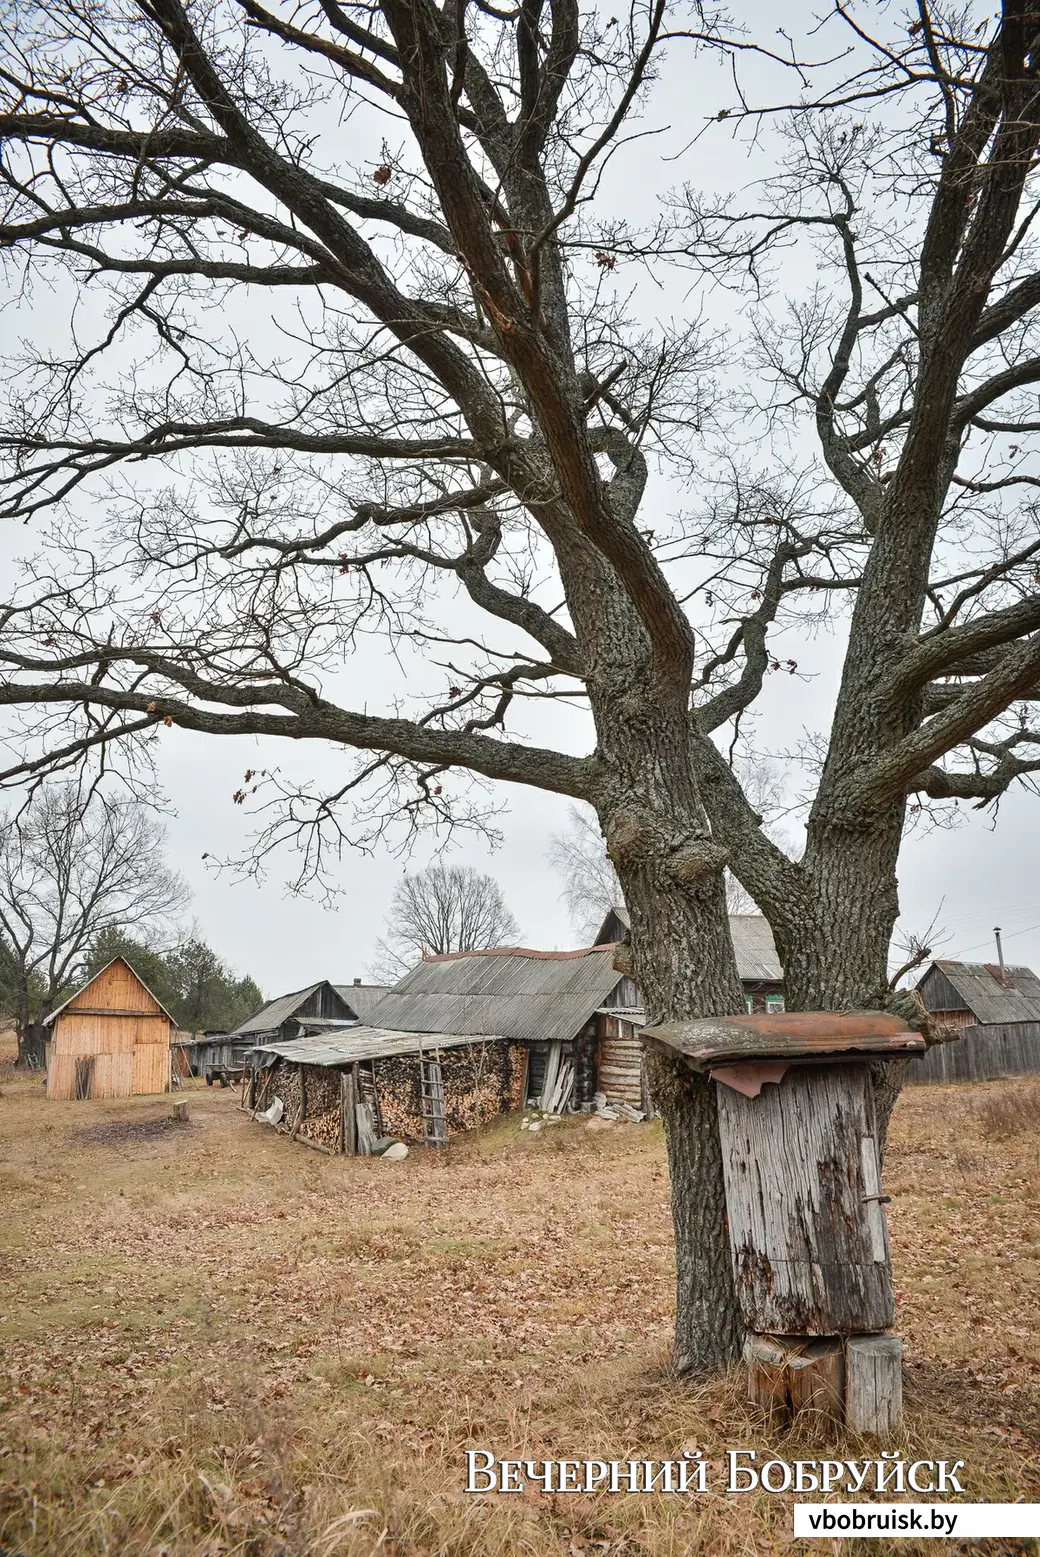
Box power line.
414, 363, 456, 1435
949, 920, 1040, 959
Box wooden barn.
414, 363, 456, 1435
368, 942, 645, 1112
44, 956, 175, 1100
908, 958, 1040, 1083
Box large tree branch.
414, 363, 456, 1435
837, 630, 1040, 810
0, 676, 597, 799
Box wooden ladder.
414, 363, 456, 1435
419, 1051, 447, 1146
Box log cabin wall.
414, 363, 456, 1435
595, 1013, 644, 1108
46, 958, 173, 1100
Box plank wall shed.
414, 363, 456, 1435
44, 957, 174, 1100
907, 959, 1040, 1083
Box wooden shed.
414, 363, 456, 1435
44, 956, 175, 1100
907, 958, 1040, 1083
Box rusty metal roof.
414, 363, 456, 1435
642, 1011, 925, 1068
364, 944, 624, 1045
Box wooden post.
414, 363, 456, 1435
745, 1335, 844, 1423
345, 1069, 358, 1155
846, 1335, 903, 1436
289, 1065, 305, 1142
171, 1100, 189, 1124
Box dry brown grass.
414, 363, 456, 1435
0, 1072, 1038, 1556
971, 1082, 1040, 1142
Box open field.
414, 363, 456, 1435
1, 1051, 1039, 1556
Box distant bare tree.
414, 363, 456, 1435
374, 862, 520, 980
547, 806, 624, 942
0, 788, 189, 1064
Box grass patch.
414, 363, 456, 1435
0, 1072, 1038, 1553
973, 1081, 1040, 1141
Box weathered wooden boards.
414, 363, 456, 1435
46, 957, 173, 1100
745, 1335, 845, 1419
845, 1334, 903, 1436
745, 1332, 902, 1434
715, 1063, 895, 1336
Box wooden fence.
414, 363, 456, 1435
906, 1021, 1040, 1084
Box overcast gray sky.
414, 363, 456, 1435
3, 1, 1039, 998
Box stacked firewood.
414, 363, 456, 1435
301, 1103, 341, 1151
278, 1062, 303, 1122
374, 1056, 424, 1141
442, 1044, 512, 1134
508, 1046, 528, 1111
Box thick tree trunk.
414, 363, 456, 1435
772, 807, 909, 1159
601, 714, 747, 1374
646, 1051, 743, 1373
780, 817, 902, 1014
15, 1022, 46, 1069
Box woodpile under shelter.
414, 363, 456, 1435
909, 959, 1040, 1083
248, 1027, 526, 1154
594, 907, 785, 1014
366, 943, 648, 1113
44, 956, 175, 1100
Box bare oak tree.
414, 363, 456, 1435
0, 788, 189, 1063
374, 862, 520, 979
2, 0, 1040, 1370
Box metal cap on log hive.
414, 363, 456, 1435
640, 1011, 925, 1070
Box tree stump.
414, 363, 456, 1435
171, 1100, 189, 1123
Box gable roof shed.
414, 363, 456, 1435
916, 960, 1040, 1025
366, 944, 625, 1046
334, 983, 391, 1021
229, 979, 359, 1039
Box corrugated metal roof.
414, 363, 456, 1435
920, 961, 1040, 1024
729, 916, 783, 981
254, 1028, 503, 1066
368, 945, 623, 1045
230, 983, 324, 1037
593, 906, 782, 983
334, 984, 391, 1020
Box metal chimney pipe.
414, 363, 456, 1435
995, 927, 1005, 978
